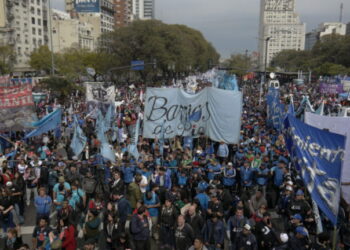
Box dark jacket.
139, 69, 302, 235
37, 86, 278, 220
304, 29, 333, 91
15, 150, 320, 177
202, 219, 225, 246
117, 197, 131, 225
235, 232, 258, 250
111, 178, 125, 195
185, 213, 204, 237
175, 223, 194, 250
130, 214, 150, 241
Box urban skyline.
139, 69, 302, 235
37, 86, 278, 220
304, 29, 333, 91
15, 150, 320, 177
53, 0, 350, 58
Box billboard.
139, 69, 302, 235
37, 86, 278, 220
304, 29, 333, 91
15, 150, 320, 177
74, 0, 100, 13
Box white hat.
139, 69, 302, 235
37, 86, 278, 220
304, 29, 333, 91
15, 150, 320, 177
6, 181, 12, 187
286, 181, 293, 186
228, 162, 233, 166
280, 233, 289, 243
286, 186, 293, 191
243, 224, 251, 231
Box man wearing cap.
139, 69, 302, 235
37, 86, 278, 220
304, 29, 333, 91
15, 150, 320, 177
288, 213, 303, 235
289, 226, 310, 250
52, 176, 71, 201
207, 193, 224, 218
287, 189, 312, 219
223, 162, 236, 191
255, 212, 277, 250
273, 233, 289, 250
234, 223, 258, 250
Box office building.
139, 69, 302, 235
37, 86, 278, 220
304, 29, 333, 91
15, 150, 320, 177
132, 0, 154, 20
258, 0, 306, 70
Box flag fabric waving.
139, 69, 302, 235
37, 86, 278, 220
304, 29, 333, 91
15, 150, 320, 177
70, 116, 87, 157
284, 114, 345, 225
25, 108, 62, 138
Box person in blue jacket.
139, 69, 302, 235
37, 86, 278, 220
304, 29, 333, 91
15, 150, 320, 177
202, 213, 225, 249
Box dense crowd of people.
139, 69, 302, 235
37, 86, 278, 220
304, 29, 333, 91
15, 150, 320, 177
0, 80, 349, 250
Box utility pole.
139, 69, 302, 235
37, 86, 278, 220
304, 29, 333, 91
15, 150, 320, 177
48, 0, 55, 76
339, 3, 343, 22
259, 37, 271, 106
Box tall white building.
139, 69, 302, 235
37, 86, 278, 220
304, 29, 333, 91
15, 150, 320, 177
0, 0, 51, 72
258, 0, 305, 70
305, 22, 347, 50
132, 0, 154, 20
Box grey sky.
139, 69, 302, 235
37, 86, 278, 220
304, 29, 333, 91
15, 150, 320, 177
52, 0, 350, 58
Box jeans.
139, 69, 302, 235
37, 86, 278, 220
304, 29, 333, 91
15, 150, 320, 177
26, 187, 38, 206
14, 204, 24, 224
1, 211, 15, 236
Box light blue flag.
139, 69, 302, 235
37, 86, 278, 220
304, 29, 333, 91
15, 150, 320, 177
314, 101, 324, 116
32, 108, 61, 127
25, 109, 62, 138
104, 103, 114, 130
95, 109, 107, 143
70, 116, 87, 156
128, 115, 140, 160
101, 143, 116, 163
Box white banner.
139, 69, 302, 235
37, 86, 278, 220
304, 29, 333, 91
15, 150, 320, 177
85, 82, 115, 103
305, 112, 350, 204
143, 87, 242, 144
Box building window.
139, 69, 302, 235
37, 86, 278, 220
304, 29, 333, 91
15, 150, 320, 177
37, 9, 41, 15
31, 7, 35, 14
38, 29, 42, 35
37, 0, 40, 5
38, 19, 41, 25
32, 17, 35, 24
32, 28, 36, 35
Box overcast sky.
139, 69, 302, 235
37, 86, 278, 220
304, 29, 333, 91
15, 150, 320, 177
52, 0, 350, 58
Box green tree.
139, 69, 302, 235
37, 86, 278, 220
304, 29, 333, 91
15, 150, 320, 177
29, 45, 53, 74
40, 76, 80, 98
224, 54, 253, 76
0, 45, 16, 74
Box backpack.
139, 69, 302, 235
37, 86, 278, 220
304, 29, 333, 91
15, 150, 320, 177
75, 190, 85, 212
39, 167, 49, 184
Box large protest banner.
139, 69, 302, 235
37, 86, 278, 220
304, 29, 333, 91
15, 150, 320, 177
85, 82, 115, 112
305, 112, 350, 204
284, 114, 345, 224
0, 78, 37, 131
319, 83, 344, 94
266, 88, 284, 130
143, 87, 242, 144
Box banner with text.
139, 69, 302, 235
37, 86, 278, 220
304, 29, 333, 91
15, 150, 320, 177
0, 78, 36, 130
319, 83, 344, 94
305, 111, 350, 205
284, 114, 345, 224
266, 88, 284, 130
143, 87, 242, 144
85, 82, 115, 112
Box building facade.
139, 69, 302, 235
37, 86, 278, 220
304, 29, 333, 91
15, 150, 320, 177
305, 22, 347, 50
65, 0, 115, 33
114, 0, 132, 28
0, 0, 50, 72
258, 0, 305, 70
51, 9, 94, 53
132, 0, 154, 20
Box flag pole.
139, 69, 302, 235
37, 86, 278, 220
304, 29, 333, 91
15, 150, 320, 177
332, 225, 337, 250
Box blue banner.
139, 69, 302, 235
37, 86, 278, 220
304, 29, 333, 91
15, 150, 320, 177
74, 0, 100, 13
266, 88, 284, 130
25, 109, 62, 138
131, 61, 145, 71
284, 114, 345, 225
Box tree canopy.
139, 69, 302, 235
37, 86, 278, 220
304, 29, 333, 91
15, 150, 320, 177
223, 54, 254, 76
271, 34, 350, 76
0, 45, 16, 74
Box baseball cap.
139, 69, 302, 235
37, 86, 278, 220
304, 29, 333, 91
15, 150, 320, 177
296, 226, 308, 237
286, 186, 293, 191
296, 189, 304, 196
292, 214, 303, 221
228, 162, 233, 166
243, 224, 251, 231
280, 233, 289, 243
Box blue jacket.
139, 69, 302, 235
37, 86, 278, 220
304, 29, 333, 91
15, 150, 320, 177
117, 197, 131, 223
130, 214, 150, 241
202, 219, 225, 245
35, 195, 52, 215
256, 168, 269, 185
223, 169, 236, 186
121, 166, 135, 184
195, 193, 210, 211
240, 166, 254, 187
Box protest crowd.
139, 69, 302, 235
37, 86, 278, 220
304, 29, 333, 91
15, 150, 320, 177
0, 74, 349, 250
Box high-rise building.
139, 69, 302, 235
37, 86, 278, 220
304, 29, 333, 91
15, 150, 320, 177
65, 0, 115, 34
132, 0, 154, 20
0, 0, 50, 72
347, 22, 350, 35
305, 22, 347, 50
51, 9, 94, 53
114, 0, 132, 28
258, 0, 305, 70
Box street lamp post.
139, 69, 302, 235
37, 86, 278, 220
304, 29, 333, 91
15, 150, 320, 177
259, 37, 271, 105
48, 0, 55, 76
